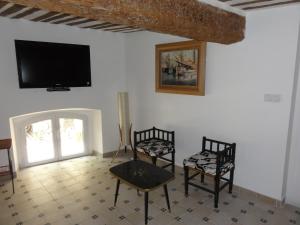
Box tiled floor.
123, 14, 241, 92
0, 154, 299, 225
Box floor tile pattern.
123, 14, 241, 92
0, 155, 299, 225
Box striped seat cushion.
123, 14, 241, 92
136, 139, 174, 157
183, 151, 234, 176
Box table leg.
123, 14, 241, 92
164, 184, 171, 212
145, 192, 149, 225
7, 149, 15, 194
114, 179, 120, 206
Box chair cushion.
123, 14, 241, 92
183, 151, 234, 176
136, 139, 174, 157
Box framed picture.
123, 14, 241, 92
155, 40, 206, 96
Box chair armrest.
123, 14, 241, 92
215, 143, 236, 172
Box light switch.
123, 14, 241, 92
272, 94, 281, 102
264, 94, 281, 103
264, 94, 272, 102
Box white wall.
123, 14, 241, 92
0, 17, 127, 166
1, 4, 300, 204
286, 21, 300, 207
125, 6, 300, 200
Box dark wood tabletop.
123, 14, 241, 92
110, 160, 174, 192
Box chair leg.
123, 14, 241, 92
145, 192, 149, 225
151, 156, 157, 166
201, 173, 205, 183
184, 166, 189, 197
214, 176, 220, 208
171, 151, 175, 173
133, 149, 138, 161
229, 169, 235, 193
163, 184, 171, 212
114, 179, 121, 206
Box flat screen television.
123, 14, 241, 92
15, 40, 91, 91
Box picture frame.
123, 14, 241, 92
155, 40, 206, 96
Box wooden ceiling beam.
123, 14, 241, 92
67, 18, 94, 26
82, 22, 108, 29
242, 0, 300, 10
42, 13, 69, 22
0, 4, 25, 16
0, 1, 9, 10
53, 16, 82, 24
106, 26, 137, 32
93, 23, 120, 30
12, 7, 39, 19
4, 0, 245, 44
31, 12, 58, 22
231, 0, 273, 7
122, 29, 145, 33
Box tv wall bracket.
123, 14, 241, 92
46, 87, 71, 92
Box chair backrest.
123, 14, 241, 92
0, 139, 12, 151
202, 136, 236, 165
134, 127, 175, 145
152, 127, 175, 143
202, 136, 233, 152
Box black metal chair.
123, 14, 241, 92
134, 127, 175, 173
0, 138, 15, 194
183, 136, 236, 208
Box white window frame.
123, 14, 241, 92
56, 113, 89, 161
18, 112, 89, 168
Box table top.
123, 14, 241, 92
110, 160, 174, 192
0, 139, 12, 150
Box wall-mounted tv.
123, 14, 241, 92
15, 40, 91, 91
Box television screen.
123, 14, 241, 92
15, 40, 91, 89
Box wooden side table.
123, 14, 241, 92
110, 160, 174, 225
0, 138, 15, 193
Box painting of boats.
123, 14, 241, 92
156, 41, 206, 96
160, 49, 198, 86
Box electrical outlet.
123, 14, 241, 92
272, 95, 281, 102
264, 94, 281, 103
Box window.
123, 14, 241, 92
22, 115, 88, 167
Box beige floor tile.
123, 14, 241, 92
0, 214, 16, 225
180, 211, 213, 225
0, 155, 299, 225
126, 211, 147, 225
19, 216, 46, 225
209, 211, 233, 225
